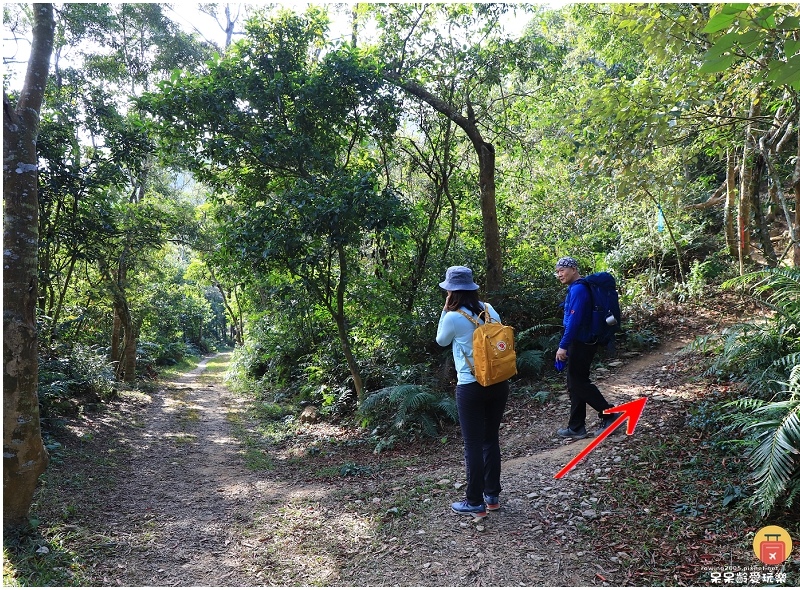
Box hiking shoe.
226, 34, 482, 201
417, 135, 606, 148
483, 495, 500, 511
451, 500, 488, 517
595, 413, 623, 437
557, 426, 588, 439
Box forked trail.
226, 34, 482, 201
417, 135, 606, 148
53, 336, 701, 586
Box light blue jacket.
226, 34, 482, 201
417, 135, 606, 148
436, 303, 501, 385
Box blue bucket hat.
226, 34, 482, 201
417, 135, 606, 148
439, 266, 480, 291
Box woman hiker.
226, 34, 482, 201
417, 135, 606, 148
435, 265, 510, 517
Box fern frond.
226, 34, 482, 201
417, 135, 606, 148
744, 397, 800, 515
785, 478, 800, 509
517, 350, 545, 376
723, 267, 800, 314
788, 364, 800, 396
417, 413, 438, 438
771, 354, 800, 377
685, 333, 722, 354
361, 384, 457, 439
516, 324, 560, 350
391, 385, 435, 413
359, 387, 392, 413
725, 398, 768, 412
435, 396, 459, 423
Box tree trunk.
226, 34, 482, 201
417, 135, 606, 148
400, 118, 456, 312
793, 124, 800, 267
216, 283, 243, 346
477, 141, 501, 294
121, 315, 138, 382
762, 146, 798, 264
99, 258, 137, 382
383, 73, 503, 294
333, 244, 364, 401
45, 254, 78, 345
749, 155, 777, 266
232, 287, 245, 345
334, 311, 364, 402
211, 265, 244, 346
2, 3, 55, 530
724, 149, 739, 258
111, 308, 122, 364
738, 94, 763, 273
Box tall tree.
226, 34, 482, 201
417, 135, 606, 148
141, 8, 406, 401
3, 3, 55, 529
569, 4, 800, 275
197, 3, 245, 50
392, 101, 462, 312
700, 4, 800, 267
371, 4, 552, 294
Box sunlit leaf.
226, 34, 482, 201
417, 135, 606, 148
777, 15, 800, 30
766, 54, 800, 88
703, 11, 741, 34
699, 52, 740, 74
703, 31, 740, 59
721, 3, 749, 15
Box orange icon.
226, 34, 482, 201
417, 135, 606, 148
753, 526, 792, 565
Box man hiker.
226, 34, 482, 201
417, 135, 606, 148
554, 256, 620, 439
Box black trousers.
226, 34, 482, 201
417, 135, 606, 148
566, 340, 613, 430
455, 380, 510, 505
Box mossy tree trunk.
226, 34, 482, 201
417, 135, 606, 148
3, 3, 55, 530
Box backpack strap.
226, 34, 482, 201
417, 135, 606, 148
457, 303, 494, 324
454, 306, 484, 376
479, 302, 495, 324
456, 309, 480, 326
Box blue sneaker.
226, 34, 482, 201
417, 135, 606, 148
595, 413, 623, 437
557, 425, 588, 439
483, 495, 500, 511
451, 500, 487, 517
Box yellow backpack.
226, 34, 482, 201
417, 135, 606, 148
457, 304, 517, 386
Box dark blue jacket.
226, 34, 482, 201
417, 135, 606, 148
559, 281, 593, 349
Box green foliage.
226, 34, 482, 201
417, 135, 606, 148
359, 384, 458, 449
227, 314, 315, 392
511, 320, 561, 378
138, 340, 202, 369
623, 328, 660, 352
10, 1, 800, 516
3, 525, 91, 587
674, 260, 716, 303
722, 369, 800, 515
516, 349, 546, 376
139, 8, 412, 401
701, 4, 800, 90
38, 345, 116, 419
687, 266, 800, 515
694, 268, 800, 397
338, 462, 374, 477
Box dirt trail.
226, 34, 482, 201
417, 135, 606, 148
65, 338, 699, 587
91, 355, 262, 585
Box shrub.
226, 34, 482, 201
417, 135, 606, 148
359, 384, 458, 450
38, 345, 116, 418
722, 367, 800, 515
689, 267, 800, 515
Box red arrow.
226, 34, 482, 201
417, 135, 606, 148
554, 397, 648, 479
